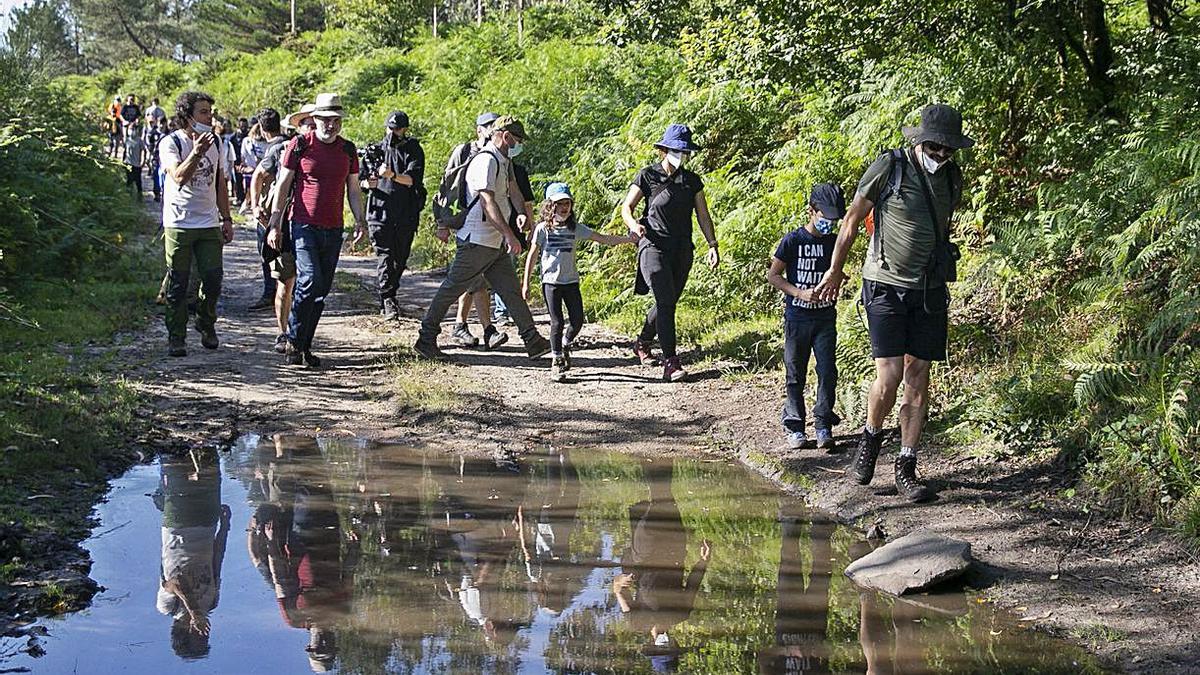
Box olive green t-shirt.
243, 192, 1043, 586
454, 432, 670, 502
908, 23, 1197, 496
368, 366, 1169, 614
857, 150, 958, 290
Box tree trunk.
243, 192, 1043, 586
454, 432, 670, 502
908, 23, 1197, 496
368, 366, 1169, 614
1147, 0, 1173, 33
477, 0, 483, 26
432, 3, 438, 38
517, 0, 523, 44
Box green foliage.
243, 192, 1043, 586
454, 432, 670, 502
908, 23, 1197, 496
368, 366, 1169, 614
59, 3, 1200, 538
326, 0, 434, 48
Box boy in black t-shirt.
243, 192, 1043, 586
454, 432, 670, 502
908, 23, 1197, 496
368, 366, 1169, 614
767, 183, 846, 449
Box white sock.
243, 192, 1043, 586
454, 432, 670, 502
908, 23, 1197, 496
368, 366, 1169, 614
865, 424, 881, 436
899, 446, 917, 458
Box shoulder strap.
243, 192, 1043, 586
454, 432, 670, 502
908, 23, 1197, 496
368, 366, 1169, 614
872, 149, 906, 270
342, 139, 356, 163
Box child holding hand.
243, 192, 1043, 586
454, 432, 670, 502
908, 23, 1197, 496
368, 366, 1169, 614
523, 182, 634, 381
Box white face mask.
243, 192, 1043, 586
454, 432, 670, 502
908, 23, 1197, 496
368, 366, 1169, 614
666, 150, 687, 168
920, 148, 947, 174
191, 120, 213, 134
509, 142, 524, 158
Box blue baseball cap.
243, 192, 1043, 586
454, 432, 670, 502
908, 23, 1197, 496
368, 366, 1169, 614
545, 182, 573, 202
475, 111, 499, 127
810, 182, 847, 219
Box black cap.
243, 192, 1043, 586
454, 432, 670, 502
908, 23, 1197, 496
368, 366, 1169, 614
810, 183, 846, 219
386, 111, 410, 129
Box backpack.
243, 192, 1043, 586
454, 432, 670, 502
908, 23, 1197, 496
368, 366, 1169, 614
871, 148, 963, 283
433, 142, 504, 230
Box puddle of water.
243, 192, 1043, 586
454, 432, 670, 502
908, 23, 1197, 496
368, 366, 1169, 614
2, 435, 1107, 674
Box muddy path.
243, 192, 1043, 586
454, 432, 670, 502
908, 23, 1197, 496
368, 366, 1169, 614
23, 214, 1200, 672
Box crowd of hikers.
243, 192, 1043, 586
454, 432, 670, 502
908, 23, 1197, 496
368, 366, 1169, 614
131, 89, 973, 504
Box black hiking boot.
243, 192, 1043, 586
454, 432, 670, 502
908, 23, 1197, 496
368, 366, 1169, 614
849, 428, 883, 485
524, 335, 552, 360
167, 337, 187, 357
302, 351, 322, 368
198, 325, 219, 350
894, 455, 934, 503
413, 338, 447, 360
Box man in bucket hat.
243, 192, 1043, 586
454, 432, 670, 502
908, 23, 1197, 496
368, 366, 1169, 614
813, 103, 973, 503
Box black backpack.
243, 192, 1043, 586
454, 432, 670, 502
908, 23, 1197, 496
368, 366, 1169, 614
432, 142, 500, 230
873, 148, 963, 283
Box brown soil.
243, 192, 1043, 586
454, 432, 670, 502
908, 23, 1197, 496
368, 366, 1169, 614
15, 214, 1200, 672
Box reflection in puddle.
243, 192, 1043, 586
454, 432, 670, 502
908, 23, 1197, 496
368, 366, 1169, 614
3, 435, 1105, 674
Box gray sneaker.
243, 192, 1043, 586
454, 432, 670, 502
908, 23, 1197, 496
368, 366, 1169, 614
550, 357, 567, 382
483, 325, 509, 350
815, 428, 835, 450
452, 322, 479, 347
786, 431, 808, 449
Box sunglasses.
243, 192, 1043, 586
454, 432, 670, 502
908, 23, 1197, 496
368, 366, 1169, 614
924, 141, 956, 156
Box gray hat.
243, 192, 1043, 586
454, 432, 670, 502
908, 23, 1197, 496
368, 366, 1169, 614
902, 104, 975, 149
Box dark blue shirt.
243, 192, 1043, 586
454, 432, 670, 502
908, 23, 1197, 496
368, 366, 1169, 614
774, 227, 837, 322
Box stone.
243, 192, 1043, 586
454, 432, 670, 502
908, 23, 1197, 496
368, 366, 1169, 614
844, 532, 972, 596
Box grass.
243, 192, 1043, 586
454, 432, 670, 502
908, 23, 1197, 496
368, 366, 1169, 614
0, 244, 158, 532
386, 349, 484, 414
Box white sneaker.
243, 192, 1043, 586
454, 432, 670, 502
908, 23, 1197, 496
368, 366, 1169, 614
786, 431, 808, 449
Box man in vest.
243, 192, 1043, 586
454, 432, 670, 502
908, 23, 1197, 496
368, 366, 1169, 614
814, 104, 972, 503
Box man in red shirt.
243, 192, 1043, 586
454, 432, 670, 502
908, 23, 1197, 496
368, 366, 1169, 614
266, 93, 367, 367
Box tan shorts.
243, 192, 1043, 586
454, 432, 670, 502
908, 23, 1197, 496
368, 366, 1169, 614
270, 251, 296, 282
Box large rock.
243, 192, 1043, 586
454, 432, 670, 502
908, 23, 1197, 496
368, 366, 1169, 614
844, 532, 973, 596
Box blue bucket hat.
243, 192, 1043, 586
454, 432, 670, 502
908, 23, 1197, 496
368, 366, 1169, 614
654, 124, 701, 153
545, 182, 573, 202
476, 111, 499, 128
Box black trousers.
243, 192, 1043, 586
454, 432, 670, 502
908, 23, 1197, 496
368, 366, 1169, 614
368, 220, 417, 303
637, 243, 693, 359
782, 319, 840, 433
543, 282, 584, 355
126, 165, 142, 195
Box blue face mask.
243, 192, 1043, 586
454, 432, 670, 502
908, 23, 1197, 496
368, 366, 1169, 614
815, 217, 836, 235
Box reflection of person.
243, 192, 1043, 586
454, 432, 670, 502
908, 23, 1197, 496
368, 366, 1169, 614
757, 502, 834, 674
517, 448, 586, 615
612, 460, 711, 671
155, 451, 230, 659
253, 436, 360, 672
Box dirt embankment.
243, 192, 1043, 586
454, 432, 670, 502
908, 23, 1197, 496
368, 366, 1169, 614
8, 217, 1200, 672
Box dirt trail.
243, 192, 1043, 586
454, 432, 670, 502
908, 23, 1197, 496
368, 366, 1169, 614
119, 220, 1200, 673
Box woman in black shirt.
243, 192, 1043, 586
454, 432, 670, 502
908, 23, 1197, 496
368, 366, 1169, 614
620, 124, 719, 382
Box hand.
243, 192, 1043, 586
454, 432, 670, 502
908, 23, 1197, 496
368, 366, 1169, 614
521, 282, 530, 300
189, 611, 211, 636
352, 222, 367, 248
221, 219, 235, 244
792, 287, 812, 303
379, 166, 395, 179
436, 226, 450, 244
813, 268, 847, 302
629, 222, 646, 240
612, 573, 633, 591
266, 222, 282, 249
220, 504, 231, 529
505, 233, 524, 256
516, 214, 529, 232
705, 246, 720, 269
699, 539, 712, 561
194, 132, 215, 154
362, 178, 379, 190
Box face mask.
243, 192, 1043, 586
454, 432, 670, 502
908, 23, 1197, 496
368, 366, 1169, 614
920, 148, 947, 174
666, 150, 687, 168
509, 142, 524, 158
191, 120, 212, 134
815, 217, 836, 235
